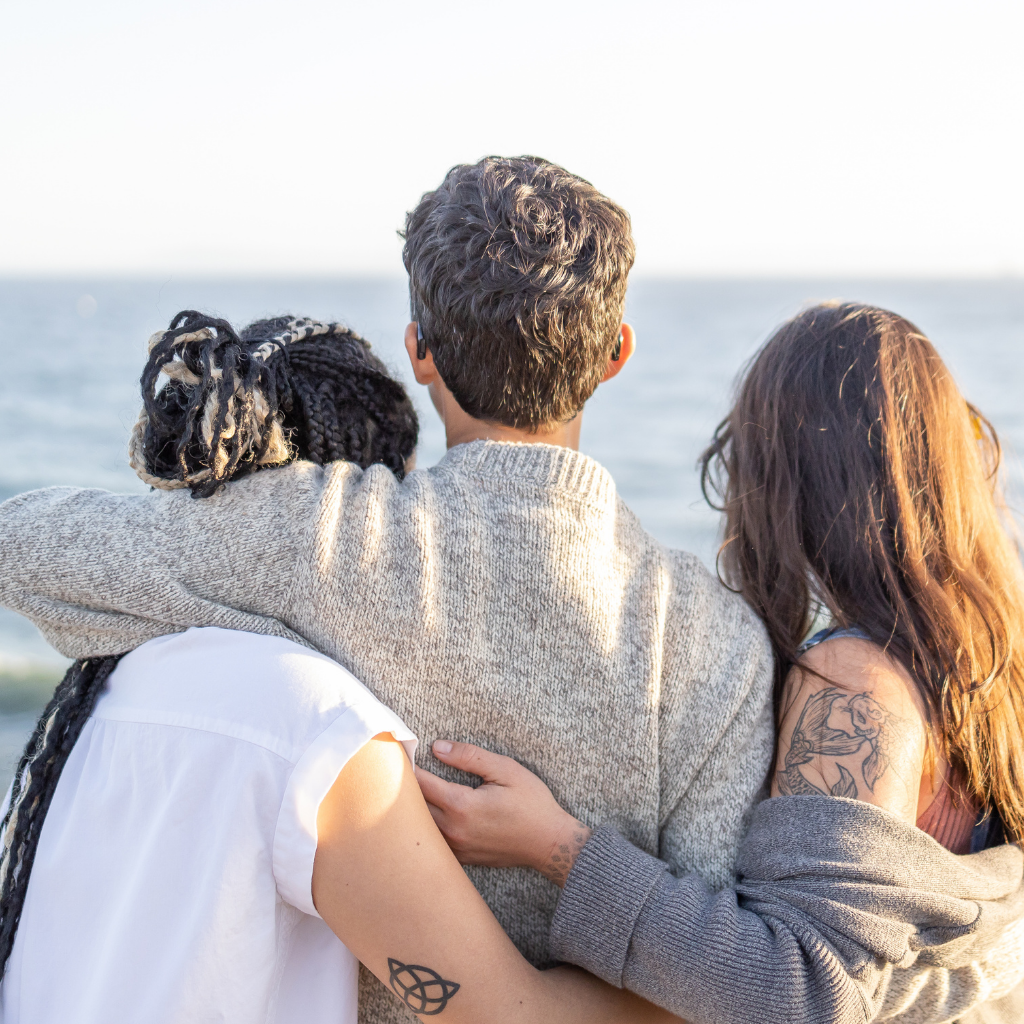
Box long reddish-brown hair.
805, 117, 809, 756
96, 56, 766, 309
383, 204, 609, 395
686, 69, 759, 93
701, 302, 1024, 841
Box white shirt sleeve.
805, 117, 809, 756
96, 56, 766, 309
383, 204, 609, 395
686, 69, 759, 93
272, 696, 417, 918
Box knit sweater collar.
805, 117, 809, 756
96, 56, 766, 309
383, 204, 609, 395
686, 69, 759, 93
434, 440, 616, 506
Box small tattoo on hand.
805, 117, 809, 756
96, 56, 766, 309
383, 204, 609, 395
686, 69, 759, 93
388, 958, 460, 1016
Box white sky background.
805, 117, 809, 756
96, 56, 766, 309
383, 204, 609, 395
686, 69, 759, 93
0, 0, 1021, 277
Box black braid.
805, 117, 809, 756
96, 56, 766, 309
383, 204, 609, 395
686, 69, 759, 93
284, 345, 418, 476
0, 656, 123, 974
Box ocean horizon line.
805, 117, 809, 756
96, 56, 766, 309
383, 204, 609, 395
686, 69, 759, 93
2, 272, 1023, 284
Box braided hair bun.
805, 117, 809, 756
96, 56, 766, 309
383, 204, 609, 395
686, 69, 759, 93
129, 310, 419, 497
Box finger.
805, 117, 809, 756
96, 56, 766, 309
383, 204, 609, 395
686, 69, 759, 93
425, 804, 471, 862
414, 765, 473, 811
425, 800, 449, 833
422, 791, 471, 857
431, 740, 521, 783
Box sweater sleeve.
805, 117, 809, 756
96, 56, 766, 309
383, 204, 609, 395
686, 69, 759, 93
550, 826, 868, 1024
551, 800, 1024, 1024
0, 462, 327, 657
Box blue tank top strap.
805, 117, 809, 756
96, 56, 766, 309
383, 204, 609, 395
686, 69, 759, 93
971, 807, 1007, 853
797, 625, 872, 655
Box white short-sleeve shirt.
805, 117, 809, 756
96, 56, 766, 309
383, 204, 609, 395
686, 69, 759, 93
0, 627, 416, 1024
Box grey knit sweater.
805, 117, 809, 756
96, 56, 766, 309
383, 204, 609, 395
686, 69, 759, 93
0, 442, 775, 1024
552, 799, 1024, 1024
0, 441, 1020, 1023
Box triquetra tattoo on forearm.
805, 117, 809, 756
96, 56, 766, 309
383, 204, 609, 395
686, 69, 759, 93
388, 958, 461, 1016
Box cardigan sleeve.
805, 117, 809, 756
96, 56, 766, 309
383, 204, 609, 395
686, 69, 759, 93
551, 799, 1024, 1024
550, 825, 869, 1024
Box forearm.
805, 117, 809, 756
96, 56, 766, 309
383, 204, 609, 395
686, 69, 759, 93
551, 825, 866, 1024
554, 799, 1024, 1024
534, 966, 685, 1024
0, 470, 316, 655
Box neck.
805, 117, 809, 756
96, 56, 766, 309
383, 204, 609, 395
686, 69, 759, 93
431, 381, 582, 451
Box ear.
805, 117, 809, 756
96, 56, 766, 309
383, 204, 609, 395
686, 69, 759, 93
404, 323, 439, 386
600, 323, 636, 383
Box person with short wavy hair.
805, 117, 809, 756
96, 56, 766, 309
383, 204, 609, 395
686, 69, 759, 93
403, 156, 634, 430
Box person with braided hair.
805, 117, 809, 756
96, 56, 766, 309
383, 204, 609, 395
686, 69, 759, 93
129, 310, 418, 494
0, 310, 680, 1024
0, 311, 420, 982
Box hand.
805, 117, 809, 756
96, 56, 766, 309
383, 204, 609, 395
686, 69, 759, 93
415, 740, 593, 887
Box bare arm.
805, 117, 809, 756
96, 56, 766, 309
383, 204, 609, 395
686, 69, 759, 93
312, 734, 683, 1024
771, 637, 931, 819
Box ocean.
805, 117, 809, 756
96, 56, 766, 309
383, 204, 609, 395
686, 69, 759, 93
2, 277, 1023, 782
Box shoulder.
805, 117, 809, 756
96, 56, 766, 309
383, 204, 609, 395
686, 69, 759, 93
773, 637, 928, 820
108, 628, 409, 761
790, 637, 926, 721
155, 626, 372, 700
663, 548, 769, 636
214, 459, 333, 507
662, 548, 772, 680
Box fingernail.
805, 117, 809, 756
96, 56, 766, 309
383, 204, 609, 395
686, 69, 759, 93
433, 740, 453, 755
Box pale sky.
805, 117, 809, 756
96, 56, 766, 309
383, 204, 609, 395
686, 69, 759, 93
1, 0, 1021, 276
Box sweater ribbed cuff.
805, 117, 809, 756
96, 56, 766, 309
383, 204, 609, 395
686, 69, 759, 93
549, 824, 667, 988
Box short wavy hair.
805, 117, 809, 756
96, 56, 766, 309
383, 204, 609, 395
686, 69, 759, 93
402, 156, 635, 430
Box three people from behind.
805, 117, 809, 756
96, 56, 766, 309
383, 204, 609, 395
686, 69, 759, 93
0, 157, 1022, 1023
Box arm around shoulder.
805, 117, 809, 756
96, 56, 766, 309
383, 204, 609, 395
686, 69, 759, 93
552, 801, 1024, 1024
0, 464, 325, 657
551, 823, 870, 1024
